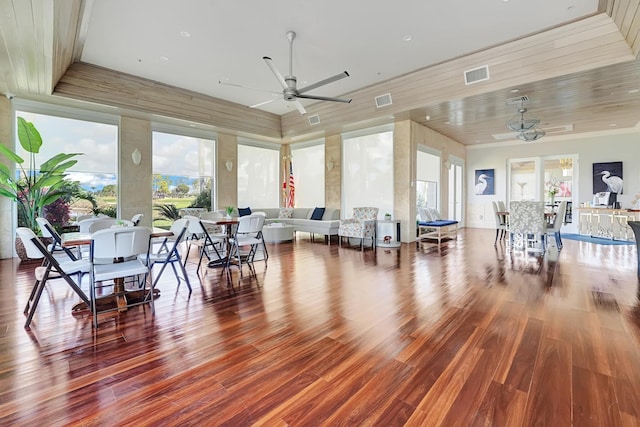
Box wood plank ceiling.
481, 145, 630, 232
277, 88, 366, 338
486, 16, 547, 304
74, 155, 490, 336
1, 0, 640, 145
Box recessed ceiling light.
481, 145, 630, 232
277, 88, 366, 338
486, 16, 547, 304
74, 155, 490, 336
402, 35, 412, 42
425, 115, 431, 121
629, 89, 639, 94
159, 56, 169, 61
180, 31, 191, 37
609, 123, 617, 127
445, 121, 450, 125
189, 124, 196, 127
510, 88, 520, 93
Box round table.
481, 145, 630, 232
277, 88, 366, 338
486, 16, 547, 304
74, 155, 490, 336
262, 224, 294, 243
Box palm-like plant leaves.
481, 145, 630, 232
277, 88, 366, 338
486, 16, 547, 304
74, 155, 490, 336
154, 203, 181, 221
0, 117, 83, 231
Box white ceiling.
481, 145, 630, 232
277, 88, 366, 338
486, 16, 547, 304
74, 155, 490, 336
80, 0, 599, 116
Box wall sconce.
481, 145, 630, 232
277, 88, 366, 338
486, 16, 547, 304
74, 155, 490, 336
326, 160, 334, 171
225, 160, 233, 172
131, 148, 142, 166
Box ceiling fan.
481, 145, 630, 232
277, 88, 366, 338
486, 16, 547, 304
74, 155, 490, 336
220, 31, 351, 115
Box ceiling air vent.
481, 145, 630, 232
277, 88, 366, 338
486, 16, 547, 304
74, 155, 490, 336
506, 95, 530, 105
308, 114, 321, 126
464, 65, 490, 85
375, 93, 393, 108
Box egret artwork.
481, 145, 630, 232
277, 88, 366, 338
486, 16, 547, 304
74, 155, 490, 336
593, 161, 623, 194
474, 169, 494, 195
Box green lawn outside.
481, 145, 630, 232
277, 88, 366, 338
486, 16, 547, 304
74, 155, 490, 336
92, 196, 198, 229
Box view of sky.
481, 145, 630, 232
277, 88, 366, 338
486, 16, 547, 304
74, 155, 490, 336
15, 112, 214, 191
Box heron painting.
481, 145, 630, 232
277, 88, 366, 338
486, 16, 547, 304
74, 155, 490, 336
593, 161, 623, 194
474, 169, 494, 195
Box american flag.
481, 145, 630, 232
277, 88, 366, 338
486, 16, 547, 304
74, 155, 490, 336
287, 161, 295, 208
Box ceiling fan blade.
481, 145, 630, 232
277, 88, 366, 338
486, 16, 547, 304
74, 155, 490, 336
219, 80, 280, 95
297, 71, 350, 94
250, 98, 277, 108
292, 100, 307, 115
263, 57, 288, 90
295, 94, 352, 103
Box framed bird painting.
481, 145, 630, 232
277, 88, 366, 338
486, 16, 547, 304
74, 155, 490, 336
592, 161, 623, 194
474, 169, 495, 195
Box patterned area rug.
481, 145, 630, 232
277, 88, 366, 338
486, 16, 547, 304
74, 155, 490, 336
561, 233, 634, 246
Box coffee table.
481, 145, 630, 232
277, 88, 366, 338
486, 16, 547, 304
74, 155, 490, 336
262, 224, 294, 243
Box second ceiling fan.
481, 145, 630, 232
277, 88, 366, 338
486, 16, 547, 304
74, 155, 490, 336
222, 31, 351, 115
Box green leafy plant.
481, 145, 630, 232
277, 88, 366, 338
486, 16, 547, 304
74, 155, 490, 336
0, 117, 82, 232
154, 203, 181, 221
225, 206, 234, 216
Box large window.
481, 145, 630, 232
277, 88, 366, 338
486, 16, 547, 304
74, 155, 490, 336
448, 156, 464, 222
15, 106, 118, 219
152, 129, 215, 210
417, 147, 441, 211
237, 140, 279, 208
342, 126, 393, 219
290, 140, 324, 208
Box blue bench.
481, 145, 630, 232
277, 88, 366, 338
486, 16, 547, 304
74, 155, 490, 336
418, 220, 459, 245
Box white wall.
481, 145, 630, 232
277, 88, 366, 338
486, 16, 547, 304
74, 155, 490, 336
466, 130, 640, 229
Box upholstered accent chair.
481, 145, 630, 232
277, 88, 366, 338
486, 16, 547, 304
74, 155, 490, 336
338, 207, 379, 251
509, 201, 546, 252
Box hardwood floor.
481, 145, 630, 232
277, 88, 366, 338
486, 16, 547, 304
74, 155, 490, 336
1, 228, 640, 426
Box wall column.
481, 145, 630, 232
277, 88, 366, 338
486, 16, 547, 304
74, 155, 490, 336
0, 97, 14, 258
325, 134, 341, 211
217, 133, 237, 210
394, 120, 416, 243
119, 116, 152, 226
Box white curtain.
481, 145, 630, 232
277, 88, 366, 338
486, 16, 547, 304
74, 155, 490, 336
342, 128, 393, 219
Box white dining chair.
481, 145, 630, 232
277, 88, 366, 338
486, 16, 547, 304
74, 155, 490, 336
226, 213, 266, 277
89, 227, 151, 328
16, 227, 91, 328
139, 218, 192, 293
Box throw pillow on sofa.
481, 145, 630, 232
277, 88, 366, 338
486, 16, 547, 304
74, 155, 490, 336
238, 207, 252, 217
310, 207, 325, 220
278, 207, 294, 218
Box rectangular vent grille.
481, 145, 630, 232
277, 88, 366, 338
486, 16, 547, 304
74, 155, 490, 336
375, 93, 393, 108
308, 114, 321, 125
464, 65, 490, 85
506, 95, 530, 105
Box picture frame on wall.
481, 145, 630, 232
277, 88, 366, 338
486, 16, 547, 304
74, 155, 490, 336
474, 169, 495, 195
592, 161, 623, 194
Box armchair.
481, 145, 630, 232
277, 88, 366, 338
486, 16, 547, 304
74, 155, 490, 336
338, 207, 379, 250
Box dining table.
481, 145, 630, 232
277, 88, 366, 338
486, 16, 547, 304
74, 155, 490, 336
62, 226, 174, 313
199, 218, 239, 269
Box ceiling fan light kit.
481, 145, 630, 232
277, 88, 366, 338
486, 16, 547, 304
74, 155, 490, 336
222, 31, 351, 115
506, 99, 545, 141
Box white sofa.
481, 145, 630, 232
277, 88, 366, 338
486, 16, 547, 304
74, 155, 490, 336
244, 207, 341, 243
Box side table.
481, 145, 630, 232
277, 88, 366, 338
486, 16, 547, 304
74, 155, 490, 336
376, 220, 401, 248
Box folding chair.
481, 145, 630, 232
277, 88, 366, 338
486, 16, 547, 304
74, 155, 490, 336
36, 217, 78, 260
139, 218, 192, 292
16, 227, 91, 328
89, 227, 151, 328
226, 213, 266, 277
183, 218, 226, 271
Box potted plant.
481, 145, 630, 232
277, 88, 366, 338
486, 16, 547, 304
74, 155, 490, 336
0, 117, 82, 257
384, 212, 392, 221
225, 206, 234, 219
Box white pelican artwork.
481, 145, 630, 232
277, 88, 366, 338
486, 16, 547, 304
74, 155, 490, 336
598, 170, 623, 194
475, 173, 489, 195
